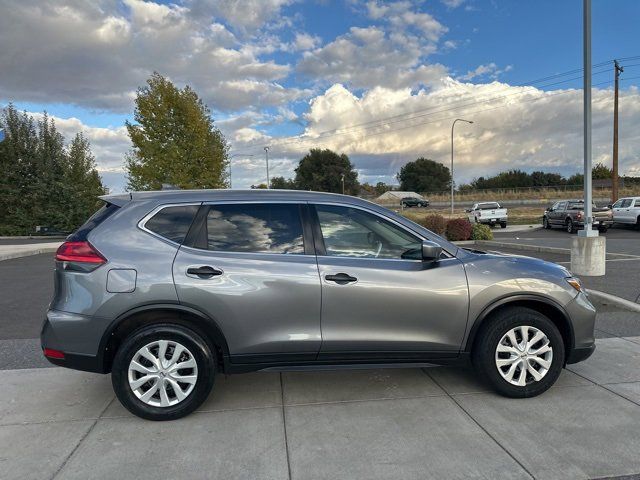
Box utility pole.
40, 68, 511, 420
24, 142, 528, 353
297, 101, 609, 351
612, 59, 623, 203
264, 146, 270, 189
341, 173, 345, 195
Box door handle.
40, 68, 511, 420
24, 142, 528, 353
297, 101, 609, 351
186, 266, 223, 279
325, 273, 357, 285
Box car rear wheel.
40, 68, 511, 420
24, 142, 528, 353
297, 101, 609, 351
472, 307, 564, 398
566, 218, 575, 233
598, 226, 608, 233
112, 324, 216, 421
500, 222, 507, 229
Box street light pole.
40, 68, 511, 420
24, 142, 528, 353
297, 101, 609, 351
579, 0, 596, 238
264, 146, 270, 189
228, 153, 254, 189
341, 173, 345, 195
451, 119, 473, 216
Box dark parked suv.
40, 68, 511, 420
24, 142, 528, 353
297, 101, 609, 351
42, 190, 596, 420
401, 196, 429, 208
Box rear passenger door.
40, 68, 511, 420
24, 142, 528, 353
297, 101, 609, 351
172, 202, 322, 364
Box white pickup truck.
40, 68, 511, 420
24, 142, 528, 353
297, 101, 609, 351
467, 202, 508, 228
610, 196, 640, 228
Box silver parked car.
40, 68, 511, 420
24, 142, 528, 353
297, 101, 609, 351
42, 190, 596, 420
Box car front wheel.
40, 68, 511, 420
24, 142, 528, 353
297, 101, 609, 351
112, 323, 216, 421
543, 217, 550, 229
566, 218, 575, 233
472, 307, 564, 398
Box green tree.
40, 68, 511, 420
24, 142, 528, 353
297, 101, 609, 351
397, 158, 450, 193
269, 176, 297, 190
294, 149, 359, 194
592, 162, 612, 180
64, 133, 106, 230
126, 72, 229, 191
0, 105, 105, 234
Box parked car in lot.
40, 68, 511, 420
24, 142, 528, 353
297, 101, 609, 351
401, 196, 429, 208
543, 199, 613, 233
43, 190, 596, 420
609, 197, 640, 228
467, 202, 508, 228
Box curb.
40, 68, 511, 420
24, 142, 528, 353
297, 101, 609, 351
0, 246, 59, 262
586, 289, 640, 313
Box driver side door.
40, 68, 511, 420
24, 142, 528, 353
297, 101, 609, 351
311, 203, 469, 361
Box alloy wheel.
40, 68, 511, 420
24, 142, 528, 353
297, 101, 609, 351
494, 326, 553, 386
127, 340, 198, 407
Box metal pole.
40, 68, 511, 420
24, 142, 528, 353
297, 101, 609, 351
579, 0, 596, 237
341, 174, 345, 195
612, 60, 623, 203
264, 146, 270, 189
228, 153, 254, 189
451, 119, 473, 216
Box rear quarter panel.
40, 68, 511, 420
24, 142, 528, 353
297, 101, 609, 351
51, 200, 183, 320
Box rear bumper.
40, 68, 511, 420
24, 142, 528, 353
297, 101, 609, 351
40, 311, 108, 373
477, 217, 507, 224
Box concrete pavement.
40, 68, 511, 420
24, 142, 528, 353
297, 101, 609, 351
3, 336, 640, 480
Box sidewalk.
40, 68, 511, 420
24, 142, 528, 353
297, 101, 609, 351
3, 335, 640, 480
0, 242, 62, 261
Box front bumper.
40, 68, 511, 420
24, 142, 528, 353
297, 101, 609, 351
564, 291, 597, 364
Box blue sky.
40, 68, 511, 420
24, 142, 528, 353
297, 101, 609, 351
2, 0, 639, 192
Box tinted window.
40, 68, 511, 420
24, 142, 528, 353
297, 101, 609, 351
478, 202, 500, 210
67, 202, 120, 241
316, 205, 422, 260
145, 205, 199, 244
557, 202, 567, 210
612, 200, 623, 208
205, 204, 304, 254
621, 199, 633, 208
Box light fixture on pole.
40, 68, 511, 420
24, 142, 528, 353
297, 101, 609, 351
228, 153, 254, 189
264, 146, 270, 189
451, 119, 473, 216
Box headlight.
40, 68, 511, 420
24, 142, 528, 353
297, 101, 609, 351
566, 277, 584, 293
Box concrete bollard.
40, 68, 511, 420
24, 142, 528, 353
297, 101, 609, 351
570, 236, 606, 276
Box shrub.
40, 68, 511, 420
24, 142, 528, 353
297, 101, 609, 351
445, 218, 472, 241
471, 223, 493, 241
420, 214, 446, 235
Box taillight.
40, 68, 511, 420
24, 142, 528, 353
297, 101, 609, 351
55, 241, 106, 264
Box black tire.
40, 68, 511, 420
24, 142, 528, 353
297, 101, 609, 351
472, 307, 565, 398
636, 216, 640, 230
500, 222, 507, 229
543, 216, 551, 229
598, 226, 608, 233
112, 323, 216, 421
566, 218, 575, 233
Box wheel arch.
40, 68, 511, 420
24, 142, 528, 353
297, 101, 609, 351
464, 294, 574, 362
99, 304, 231, 374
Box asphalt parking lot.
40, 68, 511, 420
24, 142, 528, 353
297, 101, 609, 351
2, 246, 640, 479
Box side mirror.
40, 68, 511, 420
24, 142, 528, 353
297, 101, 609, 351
607, 204, 613, 209
421, 240, 442, 262
465, 209, 471, 213
546, 207, 552, 212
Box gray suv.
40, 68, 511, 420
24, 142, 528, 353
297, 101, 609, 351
42, 190, 596, 420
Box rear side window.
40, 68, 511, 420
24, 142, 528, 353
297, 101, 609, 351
145, 205, 199, 244
205, 203, 304, 254
67, 202, 120, 241
478, 202, 500, 210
